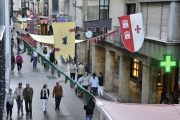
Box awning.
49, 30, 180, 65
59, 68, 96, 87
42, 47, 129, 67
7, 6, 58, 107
96, 99, 180, 120
30, 34, 85, 46
17, 18, 32, 22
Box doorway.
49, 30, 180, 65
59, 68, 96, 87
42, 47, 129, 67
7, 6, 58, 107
41, 24, 47, 35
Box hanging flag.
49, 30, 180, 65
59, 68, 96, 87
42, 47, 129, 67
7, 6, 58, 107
118, 13, 144, 52
52, 22, 76, 59
27, 20, 37, 34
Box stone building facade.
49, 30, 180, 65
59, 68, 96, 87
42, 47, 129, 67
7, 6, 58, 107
89, 0, 180, 104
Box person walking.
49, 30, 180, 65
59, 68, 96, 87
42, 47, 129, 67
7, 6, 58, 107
33, 48, 38, 69
77, 62, 84, 80
11, 53, 15, 74
84, 97, 95, 120
52, 82, 63, 111
84, 64, 90, 75
43, 53, 48, 69
14, 83, 24, 115
40, 84, 50, 114
81, 72, 89, 90
70, 61, 77, 80
6, 88, 15, 120
90, 73, 99, 97
23, 83, 33, 116
98, 72, 103, 97
15, 53, 23, 74
49, 50, 55, 64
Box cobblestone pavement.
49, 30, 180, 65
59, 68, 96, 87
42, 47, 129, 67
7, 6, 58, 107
9, 36, 100, 120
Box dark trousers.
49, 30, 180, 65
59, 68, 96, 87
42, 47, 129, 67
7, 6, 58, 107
50, 60, 55, 64
16, 96, 23, 113
55, 96, 62, 109
70, 73, 75, 80
25, 99, 32, 115
92, 87, 97, 97
6, 104, 13, 117
17, 63, 22, 71
44, 63, 46, 69
77, 74, 83, 80
83, 86, 88, 90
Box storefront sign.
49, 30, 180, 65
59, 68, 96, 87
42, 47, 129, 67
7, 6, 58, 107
159, 54, 177, 73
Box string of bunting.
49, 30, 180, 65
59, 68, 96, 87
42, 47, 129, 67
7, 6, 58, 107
22, 36, 94, 105
89, 30, 118, 44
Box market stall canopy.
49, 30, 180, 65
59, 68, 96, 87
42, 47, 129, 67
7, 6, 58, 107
30, 34, 85, 46
31, 12, 42, 19
17, 18, 32, 22
96, 99, 180, 120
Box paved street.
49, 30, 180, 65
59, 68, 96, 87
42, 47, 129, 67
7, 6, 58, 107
9, 40, 100, 120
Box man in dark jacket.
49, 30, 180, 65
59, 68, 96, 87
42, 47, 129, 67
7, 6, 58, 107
23, 83, 33, 116
49, 50, 55, 64
84, 97, 95, 120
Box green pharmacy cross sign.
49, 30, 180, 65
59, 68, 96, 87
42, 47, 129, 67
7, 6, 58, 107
159, 54, 177, 73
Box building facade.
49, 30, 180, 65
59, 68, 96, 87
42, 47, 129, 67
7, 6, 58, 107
90, 0, 180, 104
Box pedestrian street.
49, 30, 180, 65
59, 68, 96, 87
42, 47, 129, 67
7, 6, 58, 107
10, 42, 100, 120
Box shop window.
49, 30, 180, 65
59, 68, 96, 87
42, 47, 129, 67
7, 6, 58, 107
132, 59, 139, 78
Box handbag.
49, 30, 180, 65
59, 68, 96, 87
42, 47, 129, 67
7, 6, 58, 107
30, 57, 33, 62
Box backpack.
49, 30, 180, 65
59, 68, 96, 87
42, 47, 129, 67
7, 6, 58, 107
17, 56, 22, 63
43, 48, 47, 54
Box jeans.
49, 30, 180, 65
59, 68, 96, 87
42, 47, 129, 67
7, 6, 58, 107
6, 104, 13, 117
25, 99, 32, 115
33, 57, 38, 68
16, 96, 23, 113
17, 63, 22, 71
70, 73, 75, 80
86, 114, 93, 120
55, 96, 61, 109
92, 87, 97, 97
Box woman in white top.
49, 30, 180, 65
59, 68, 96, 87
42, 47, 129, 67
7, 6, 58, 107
81, 72, 89, 90
40, 84, 50, 114
91, 73, 99, 97
6, 88, 15, 120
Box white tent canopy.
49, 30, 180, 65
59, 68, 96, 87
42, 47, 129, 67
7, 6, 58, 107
17, 18, 32, 22
30, 34, 85, 46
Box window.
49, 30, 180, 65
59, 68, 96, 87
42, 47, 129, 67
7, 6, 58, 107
21, 0, 29, 8
87, 0, 109, 20
99, 0, 109, 19
127, 4, 136, 15
132, 59, 139, 77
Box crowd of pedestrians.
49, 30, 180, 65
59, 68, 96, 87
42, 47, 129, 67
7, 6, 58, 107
70, 61, 104, 98
6, 82, 64, 120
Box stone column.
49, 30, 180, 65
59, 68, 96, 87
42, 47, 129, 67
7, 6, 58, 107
104, 49, 115, 93
92, 44, 105, 75
141, 60, 158, 104
117, 55, 131, 103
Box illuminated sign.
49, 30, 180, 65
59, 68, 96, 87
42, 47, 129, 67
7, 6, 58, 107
159, 54, 177, 73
